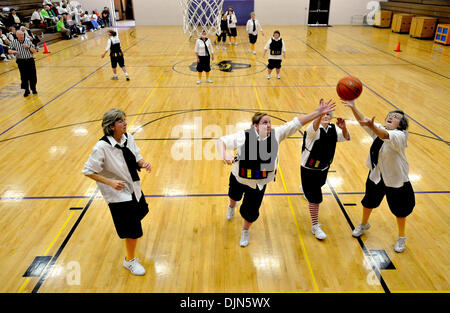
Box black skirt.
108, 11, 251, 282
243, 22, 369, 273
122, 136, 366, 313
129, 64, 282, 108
108, 192, 149, 239
197, 55, 211, 72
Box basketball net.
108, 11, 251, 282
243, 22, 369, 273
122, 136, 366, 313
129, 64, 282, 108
178, 0, 225, 37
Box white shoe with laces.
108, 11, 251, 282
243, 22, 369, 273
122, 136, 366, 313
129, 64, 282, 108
311, 224, 327, 240
277, 74, 281, 79
394, 236, 406, 253
226, 205, 235, 221
123, 257, 146, 276
196, 80, 201, 84
352, 222, 370, 237
267, 74, 271, 80
240, 229, 250, 247
206, 79, 213, 83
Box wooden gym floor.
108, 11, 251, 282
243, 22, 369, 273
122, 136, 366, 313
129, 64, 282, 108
0, 24, 448, 293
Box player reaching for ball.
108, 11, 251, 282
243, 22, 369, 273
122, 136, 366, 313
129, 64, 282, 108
300, 99, 350, 240
344, 100, 415, 253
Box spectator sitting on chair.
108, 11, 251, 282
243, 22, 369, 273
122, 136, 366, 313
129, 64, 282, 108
8, 9, 23, 29
0, 28, 12, 61
63, 14, 78, 38
7, 26, 17, 42
101, 7, 111, 27
57, 16, 71, 39
31, 9, 44, 27
22, 24, 41, 49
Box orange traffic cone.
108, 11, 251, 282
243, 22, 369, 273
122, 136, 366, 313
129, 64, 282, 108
394, 41, 401, 52
43, 42, 50, 54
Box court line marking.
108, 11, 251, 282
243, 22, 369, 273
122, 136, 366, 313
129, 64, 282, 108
21, 35, 189, 293
73, 84, 335, 89
251, 77, 319, 291
2, 108, 446, 145
295, 36, 449, 147
1, 190, 449, 201
2, 189, 449, 200
327, 180, 390, 293
17, 181, 95, 293
0, 33, 150, 138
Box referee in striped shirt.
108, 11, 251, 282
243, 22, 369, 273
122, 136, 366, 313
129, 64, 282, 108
8, 30, 38, 97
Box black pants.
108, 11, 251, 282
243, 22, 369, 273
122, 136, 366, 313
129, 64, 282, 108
16, 58, 37, 91
228, 173, 266, 223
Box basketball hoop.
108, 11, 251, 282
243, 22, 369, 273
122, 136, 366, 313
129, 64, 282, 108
178, 0, 225, 37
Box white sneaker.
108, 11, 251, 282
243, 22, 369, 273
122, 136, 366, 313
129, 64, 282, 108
196, 80, 201, 84
206, 79, 213, 83
123, 257, 146, 275
228, 42, 232, 45
240, 229, 250, 247
277, 74, 281, 79
234, 43, 238, 46
111, 75, 118, 80
226, 205, 235, 221
311, 224, 327, 240
251, 50, 256, 54
222, 46, 227, 50
394, 236, 406, 253
267, 74, 271, 80
352, 222, 370, 237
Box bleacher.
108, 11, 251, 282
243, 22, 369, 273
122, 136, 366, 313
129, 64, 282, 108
380, 0, 450, 24
1, 1, 62, 44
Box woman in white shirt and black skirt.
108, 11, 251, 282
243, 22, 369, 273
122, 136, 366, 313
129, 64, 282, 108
246, 12, 263, 54
217, 100, 336, 247
226, 7, 238, 46
195, 30, 214, 84
345, 100, 415, 253
83, 109, 152, 275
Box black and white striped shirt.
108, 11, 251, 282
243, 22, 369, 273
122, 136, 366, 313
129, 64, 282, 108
9, 38, 35, 59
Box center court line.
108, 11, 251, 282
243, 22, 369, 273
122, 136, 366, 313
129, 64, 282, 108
295, 36, 449, 147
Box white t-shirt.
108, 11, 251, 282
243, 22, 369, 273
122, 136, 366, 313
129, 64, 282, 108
219, 117, 303, 190
364, 123, 410, 188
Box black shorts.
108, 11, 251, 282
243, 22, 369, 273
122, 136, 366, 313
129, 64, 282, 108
197, 55, 211, 72
301, 166, 329, 204
108, 192, 149, 239
110, 52, 125, 68
249, 34, 258, 44
228, 173, 266, 223
361, 174, 415, 218
217, 31, 227, 42
229, 27, 237, 37
267, 59, 282, 69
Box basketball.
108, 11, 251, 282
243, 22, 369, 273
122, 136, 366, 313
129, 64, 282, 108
336, 76, 363, 101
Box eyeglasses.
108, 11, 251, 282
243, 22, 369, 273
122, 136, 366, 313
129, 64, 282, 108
386, 113, 403, 120
116, 119, 127, 124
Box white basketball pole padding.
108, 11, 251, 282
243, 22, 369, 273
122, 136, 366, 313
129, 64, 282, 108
178, 0, 225, 37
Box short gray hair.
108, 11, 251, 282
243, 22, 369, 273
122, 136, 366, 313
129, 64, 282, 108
102, 108, 126, 136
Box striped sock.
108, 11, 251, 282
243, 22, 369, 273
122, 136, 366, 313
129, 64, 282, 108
309, 203, 319, 225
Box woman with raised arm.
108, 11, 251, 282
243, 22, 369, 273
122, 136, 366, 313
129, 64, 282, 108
344, 100, 415, 253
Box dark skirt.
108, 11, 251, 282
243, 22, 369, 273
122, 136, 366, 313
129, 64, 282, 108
197, 55, 211, 72
108, 192, 149, 239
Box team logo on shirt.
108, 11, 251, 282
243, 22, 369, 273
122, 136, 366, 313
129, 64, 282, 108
189, 60, 251, 72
